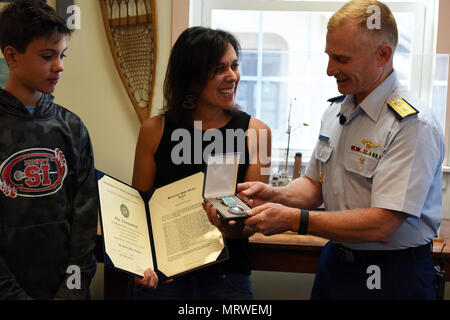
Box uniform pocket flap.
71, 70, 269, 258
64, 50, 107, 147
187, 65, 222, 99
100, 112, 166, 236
344, 155, 379, 178
315, 143, 333, 163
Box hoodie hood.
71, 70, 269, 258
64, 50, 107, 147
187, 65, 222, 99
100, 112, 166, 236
0, 89, 56, 119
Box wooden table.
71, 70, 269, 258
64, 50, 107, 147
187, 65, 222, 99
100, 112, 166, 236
249, 219, 450, 281
432, 219, 450, 280
96, 219, 450, 299
249, 233, 327, 274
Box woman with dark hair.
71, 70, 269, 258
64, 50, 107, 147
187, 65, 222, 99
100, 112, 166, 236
132, 26, 271, 300
162, 26, 243, 125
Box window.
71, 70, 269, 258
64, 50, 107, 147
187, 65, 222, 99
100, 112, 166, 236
432, 54, 449, 135
192, 0, 447, 170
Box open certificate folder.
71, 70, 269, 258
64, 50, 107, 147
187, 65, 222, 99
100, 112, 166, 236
97, 171, 228, 279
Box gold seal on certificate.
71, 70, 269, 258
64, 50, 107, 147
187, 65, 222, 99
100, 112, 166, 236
97, 171, 227, 278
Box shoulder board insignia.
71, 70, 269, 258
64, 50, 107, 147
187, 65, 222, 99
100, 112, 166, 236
387, 98, 419, 120
327, 95, 346, 103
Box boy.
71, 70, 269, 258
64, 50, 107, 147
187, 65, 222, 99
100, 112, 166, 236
0, 0, 98, 299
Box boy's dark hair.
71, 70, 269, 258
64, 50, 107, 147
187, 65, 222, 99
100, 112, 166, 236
0, 0, 72, 53
162, 26, 241, 125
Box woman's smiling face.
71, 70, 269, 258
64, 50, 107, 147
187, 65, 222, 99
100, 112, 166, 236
196, 43, 240, 111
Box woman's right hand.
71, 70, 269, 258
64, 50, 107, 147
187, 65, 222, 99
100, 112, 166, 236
135, 268, 159, 289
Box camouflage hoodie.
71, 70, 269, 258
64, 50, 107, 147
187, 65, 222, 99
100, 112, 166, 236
0, 89, 98, 299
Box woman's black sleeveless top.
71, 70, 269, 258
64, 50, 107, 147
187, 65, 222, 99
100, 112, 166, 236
153, 110, 252, 275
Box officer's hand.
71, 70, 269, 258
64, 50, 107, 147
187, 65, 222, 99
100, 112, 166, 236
245, 203, 299, 236
237, 181, 274, 207
202, 201, 255, 239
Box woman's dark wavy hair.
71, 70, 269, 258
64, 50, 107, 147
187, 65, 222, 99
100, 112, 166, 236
0, 0, 71, 53
162, 26, 241, 125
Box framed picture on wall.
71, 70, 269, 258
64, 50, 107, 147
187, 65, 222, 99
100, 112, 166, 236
56, 0, 74, 22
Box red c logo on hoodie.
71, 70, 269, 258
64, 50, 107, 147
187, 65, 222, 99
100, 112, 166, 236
0, 148, 67, 198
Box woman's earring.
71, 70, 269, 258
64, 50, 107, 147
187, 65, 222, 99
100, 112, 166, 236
182, 95, 196, 110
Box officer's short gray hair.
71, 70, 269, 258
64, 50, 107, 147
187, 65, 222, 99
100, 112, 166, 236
328, 0, 398, 50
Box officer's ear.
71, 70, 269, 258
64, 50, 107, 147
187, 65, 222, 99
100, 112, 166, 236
376, 44, 393, 67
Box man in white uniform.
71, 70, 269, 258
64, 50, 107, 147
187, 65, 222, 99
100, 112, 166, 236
205, 0, 445, 299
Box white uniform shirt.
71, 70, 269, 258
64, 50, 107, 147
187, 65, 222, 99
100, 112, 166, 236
306, 71, 445, 250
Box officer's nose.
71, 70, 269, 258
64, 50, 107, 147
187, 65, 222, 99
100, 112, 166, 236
327, 57, 337, 77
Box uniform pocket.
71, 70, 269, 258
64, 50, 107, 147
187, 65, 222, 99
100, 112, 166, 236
344, 154, 379, 178
315, 143, 334, 163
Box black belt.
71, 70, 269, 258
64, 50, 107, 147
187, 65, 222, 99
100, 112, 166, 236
331, 242, 432, 263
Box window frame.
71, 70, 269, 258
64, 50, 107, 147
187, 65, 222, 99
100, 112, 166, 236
190, 0, 447, 167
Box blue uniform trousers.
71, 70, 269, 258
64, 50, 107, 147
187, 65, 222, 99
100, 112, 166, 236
311, 241, 437, 300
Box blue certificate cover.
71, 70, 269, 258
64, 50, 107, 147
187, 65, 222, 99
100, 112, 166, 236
96, 170, 228, 280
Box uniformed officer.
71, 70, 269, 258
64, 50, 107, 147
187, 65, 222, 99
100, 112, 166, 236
204, 0, 445, 299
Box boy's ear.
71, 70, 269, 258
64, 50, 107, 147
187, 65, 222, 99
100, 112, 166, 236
3, 46, 18, 68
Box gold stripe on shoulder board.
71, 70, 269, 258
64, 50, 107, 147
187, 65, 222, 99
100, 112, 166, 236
387, 98, 418, 120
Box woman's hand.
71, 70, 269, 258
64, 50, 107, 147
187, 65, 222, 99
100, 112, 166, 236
134, 268, 159, 289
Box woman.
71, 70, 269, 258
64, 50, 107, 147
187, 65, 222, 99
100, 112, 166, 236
132, 26, 271, 300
